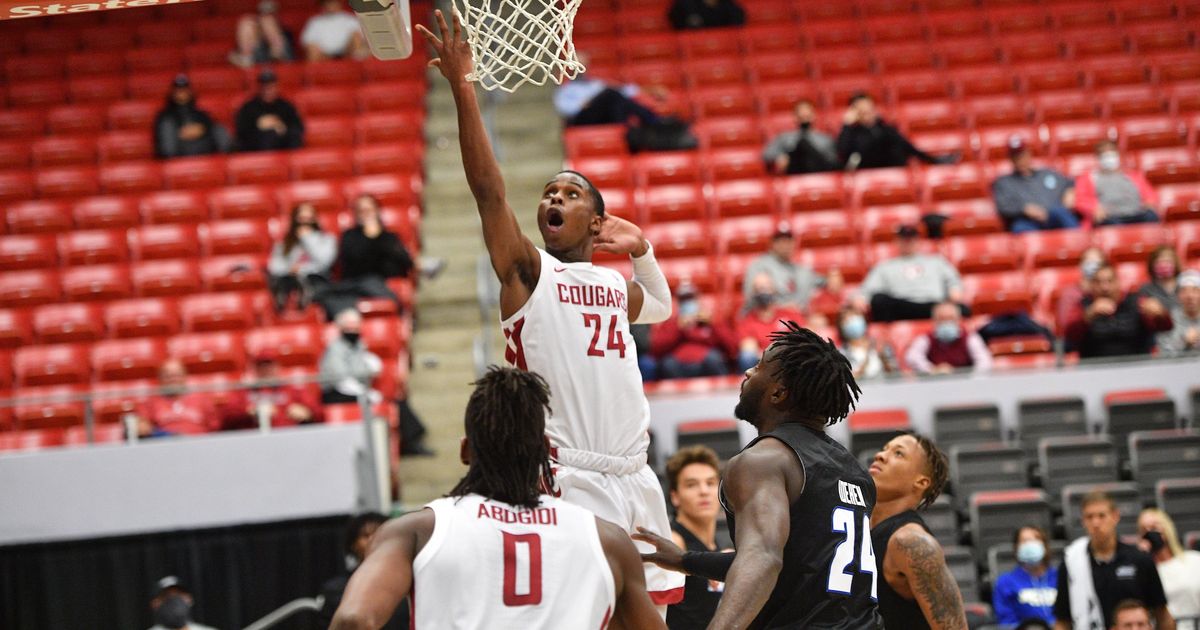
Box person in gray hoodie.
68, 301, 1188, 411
857, 225, 966, 322
267, 201, 337, 312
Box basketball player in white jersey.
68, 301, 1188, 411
330, 368, 666, 630
417, 10, 684, 607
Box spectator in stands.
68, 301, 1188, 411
904, 301, 992, 375
318, 308, 382, 404
229, 0, 294, 68
221, 350, 322, 430
837, 92, 956, 170
315, 195, 413, 319
992, 136, 1080, 233
300, 0, 368, 61
153, 74, 232, 159
1158, 270, 1200, 356
664, 445, 725, 628
650, 283, 736, 379
994, 525, 1059, 626
1076, 141, 1160, 226
837, 304, 897, 379
630, 324, 658, 382
1054, 491, 1174, 630
1063, 263, 1173, 359
267, 202, 338, 313
858, 225, 965, 322
807, 267, 847, 327
735, 274, 804, 372
1057, 247, 1108, 342
1139, 246, 1183, 311
553, 66, 666, 128
148, 575, 217, 630
234, 68, 304, 152
762, 99, 839, 175
668, 0, 745, 30
1109, 601, 1155, 630
1137, 508, 1200, 628
740, 222, 822, 312
134, 359, 219, 437
318, 512, 409, 629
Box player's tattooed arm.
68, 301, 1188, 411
894, 526, 968, 630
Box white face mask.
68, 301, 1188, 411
1098, 152, 1121, 172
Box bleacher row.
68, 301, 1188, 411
673, 389, 1200, 603
0, 0, 431, 452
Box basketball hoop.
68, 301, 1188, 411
351, 0, 415, 60
451, 0, 587, 93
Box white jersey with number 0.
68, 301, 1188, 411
412, 494, 615, 630
501, 249, 650, 458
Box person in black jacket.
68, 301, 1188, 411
668, 0, 746, 30
153, 74, 232, 158
234, 68, 304, 152
315, 194, 413, 319
837, 93, 956, 170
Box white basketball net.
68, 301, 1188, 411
451, 0, 586, 93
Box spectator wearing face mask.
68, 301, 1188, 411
740, 223, 822, 312
318, 308, 383, 404
763, 100, 839, 175
650, 283, 737, 379
904, 301, 993, 374
1075, 141, 1161, 226
1158, 270, 1200, 356
734, 274, 804, 372
837, 305, 897, 380
1137, 508, 1200, 629
147, 576, 217, 630
994, 525, 1059, 626
1064, 263, 1173, 358
1139, 246, 1184, 311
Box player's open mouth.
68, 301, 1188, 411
546, 207, 565, 233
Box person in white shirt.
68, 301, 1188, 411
301, 0, 367, 61
1138, 508, 1200, 630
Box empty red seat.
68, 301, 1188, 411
566, 156, 632, 190
179, 292, 255, 333
1048, 121, 1111, 156
792, 211, 856, 249
717, 216, 784, 255
5, 56, 66, 82
66, 76, 125, 103
896, 101, 962, 133
96, 131, 154, 163
962, 271, 1035, 315
131, 259, 202, 297
168, 331, 245, 374
65, 51, 123, 78
639, 222, 711, 259
341, 175, 417, 208
64, 422, 128, 446
71, 196, 138, 230
87, 380, 156, 425
276, 179, 345, 214
851, 168, 919, 207
352, 145, 422, 176
0, 139, 30, 170
208, 186, 278, 219
1129, 26, 1192, 54
187, 67, 248, 95
140, 190, 209, 225
32, 303, 104, 344
92, 338, 167, 381
862, 205, 924, 242
1033, 92, 1099, 123
779, 173, 845, 212
0, 235, 57, 271
1062, 28, 1127, 59
872, 43, 937, 74
1021, 229, 1093, 269
0, 172, 35, 204
46, 104, 106, 135
935, 199, 1005, 236
692, 118, 761, 151
289, 149, 355, 180
923, 164, 988, 203
0, 309, 33, 349
911, 130, 973, 157
0, 109, 45, 140
634, 152, 701, 186
939, 41, 1001, 69
104, 298, 180, 339
1100, 86, 1167, 119
36, 167, 100, 199
1153, 53, 1200, 84
295, 87, 356, 117
355, 81, 425, 112
125, 72, 176, 101
305, 115, 356, 149
14, 344, 90, 387
1019, 66, 1083, 93
801, 245, 869, 282
964, 95, 1029, 129
563, 125, 629, 159
1118, 117, 1187, 150
130, 225, 201, 260
99, 161, 164, 194
1086, 59, 1149, 88
6, 200, 71, 235
61, 264, 133, 302
711, 179, 773, 218
1094, 224, 1175, 263
226, 153, 290, 185
106, 100, 159, 131
8, 80, 68, 108
80, 24, 137, 51
12, 386, 87, 430
202, 219, 270, 256
125, 47, 185, 74
162, 157, 228, 190
304, 60, 363, 86
946, 235, 1024, 274
0, 427, 66, 452
244, 324, 322, 368
355, 112, 424, 144
0, 270, 60, 308
200, 255, 268, 292
707, 149, 767, 182
1139, 148, 1200, 186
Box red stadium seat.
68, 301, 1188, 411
634, 152, 701, 186
872, 43, 937, 74
360, 317, 405, 360
65, 76, 125, 104
354, 112, 424, 144
0, 266, 59, 308
130, 225, 201, 260
356, 81, 425, 112
800, 245, 869, 282
779, 173, 845, 212
1100, 86, 1167, 119
187, 67, 248, 96
1020, 229, 1092, 269
711, 179, 773, 218
1062, 28, 1127, 59
792, 211, 856, 249
200, 255, 268, 292
80, 24, 137, 51
106, 100, 159, 131
126, 73, 176, 101
1093, 224, 1175, 263
643, 184, 706, 223
0, 139, 31, 170
88, 380, 156, 425
706, 149, 767, 182
64, 422, 128, 446
14, 344, 90, 387
97, 131, 154, 164
140, 190, 209, 225
202, 219, 270, 256
1085, 59, 1149, 89
851, 168, 918, 208
5, 56, 64, 83
104, 298, 181, 339
1019, 66, 1083, 94
207, 185, 278, 219
1033, 92, 1099, 123
99, 162, 165, 194
935, 199, 1005, 237
1048, 121, 1111, 157
1177, 221, 1200, 259
1129, 27, 1192, 54
922, 164, 989, 203
12, 386, 87, 430
619, 33, 681, 63
353, 145, 422, 176
0, 235, 57, 271
132, 259, 202, 297
963, 95, 1028, 128
563, 125, 628, 159
168, 331, 246, 375
862, 205, 924, 243
245, 324, 322, 368
808, 50, 872, 79
161, 157, 227, 190
60, 264, 132, 302
1139, 148, 1200, 186
658, 256, 720, 293
692, 118, 761, 151
8, 80, 68, 108
361, 57, 425, 82
0, 427, 66, 452
566, 156, 632, 190
91, 338, 167, 381
717, 216, 784, 255
65, 50, 123, 78
179, 292, 256, 333
36, 167, 100, 199
6, 200, 71, 235
46, 104, 106, 136
125, 48, 185, 74
305, 115, 356, 149
1152, 53, 1200, 84
32, 303, 104, 344
0, 309, 33, 349
896, 101, 962, 133
910, 131, 974, 158
289, 149, 355, 180
72, 196, 139, 230
304, 60, 363, 86
640, 222, 711, 259
295, 87, 356, 117
226, 153, 290, 185
1117, 117, 1187, 150
0, 172, 35, 204
946, 235, 1024, 274
276, 180, 345, 215
0, 109, 45, 140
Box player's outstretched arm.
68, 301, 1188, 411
416, 11, 539, 305
330, 511, 432, 630
706, 442, 796, 630
594, 214, 672, 324
597, 519, 667, 630
891, 524, 968, 630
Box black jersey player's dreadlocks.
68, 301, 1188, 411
449, 366, 556, 509
766, 321, 862, 426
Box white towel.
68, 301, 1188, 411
1065, 536, 1106, 630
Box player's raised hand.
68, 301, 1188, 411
632, 527, 685, 572
594, 214, 649, 257
415, 9, 473, 84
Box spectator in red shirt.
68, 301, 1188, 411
221, 350, 323, 430
735, 274, 804, 372
135, 359, 219, 437
651, 283, 737, 379
1064, 263, 1173, 358
807, 267, 848, 327
1075, 140, 1160, 226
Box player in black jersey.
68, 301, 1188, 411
868, 432, 967, 630
638, 322, 882, 629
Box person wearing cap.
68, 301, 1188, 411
837, 92, 957, 170
991, 136, 1079, 233
1075, 140, 1160, 227
740, 222, 823, 312
148, 576, 218, 630
220, 350, 323, 430
153, 74, 232, 159
1158, 269, 1200, 356
230, 0, 295, 68
762, 99, 839, 175
650, 283, 738, 379
234, 68, 304, 152
858, 225, 966, 322
301, 0, 368, 61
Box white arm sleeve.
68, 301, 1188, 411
630, 243, 672, 324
